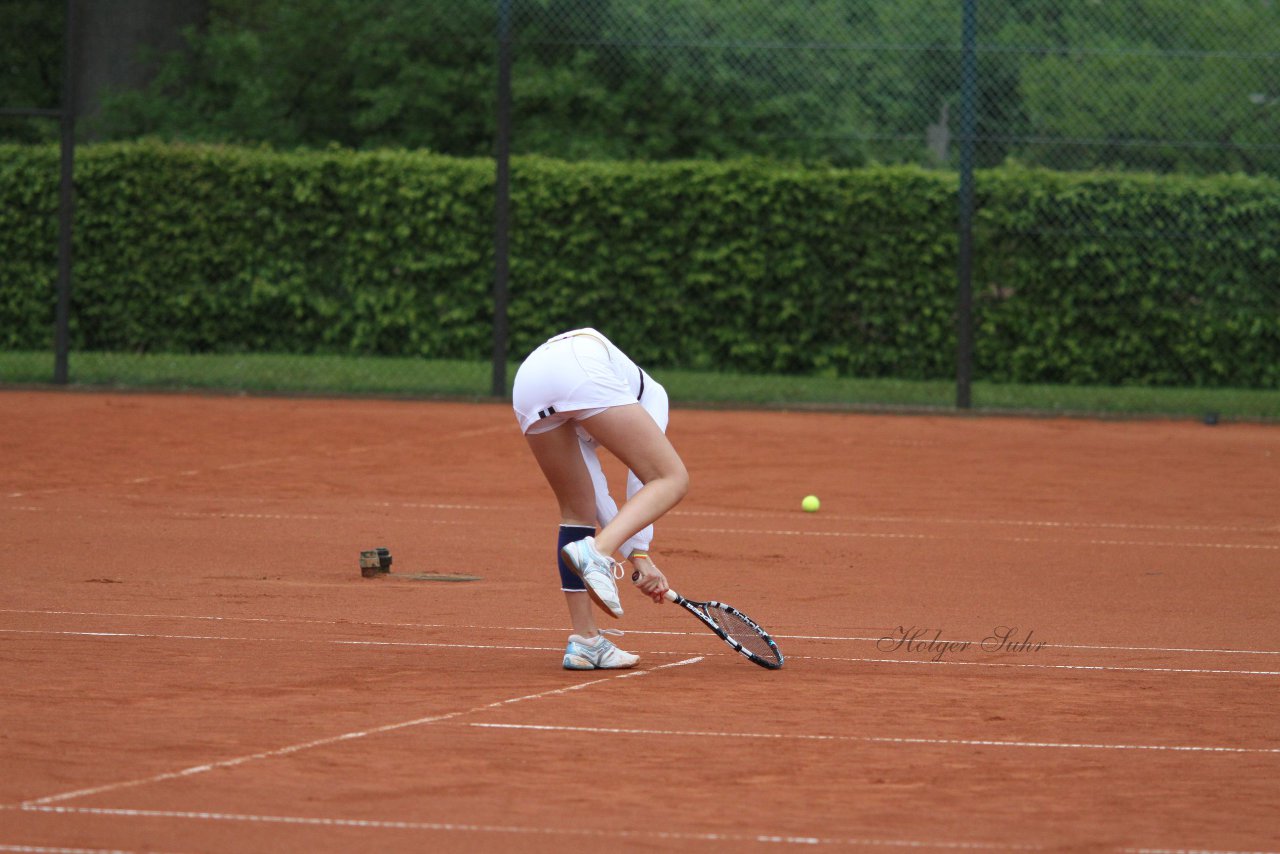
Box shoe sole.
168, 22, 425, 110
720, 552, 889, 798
561, 544, 623, 619
562, 654, 638, 671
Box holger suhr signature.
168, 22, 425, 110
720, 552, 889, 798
877, 626, 1046, 661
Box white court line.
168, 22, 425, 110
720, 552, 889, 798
2, 426, 509, 499
16, 478, 1261, 541
11, 806, 1277, 853
779, 633, 1280, 657
806, 654, 1280, 677
6, 479, 1278, 538
0, 846, 141, 854
9, 805, 1046, 850
352, 502, 1280, 537
0, 629, 564, 655
18, 657, 702, 808
1123, 849, 1280, 854
682, 525, 1280, 551
470, 723, 1280, 756
5, 628, 1280, 677
6, 609, 1280, 658
7, 499, 1275, 550
170, 512, 324, 521
377, 501, 504, 511
673, 509, 1280, 536
1000, 536, 1280, 551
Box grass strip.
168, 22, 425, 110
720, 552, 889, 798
2, 351, 1276, 420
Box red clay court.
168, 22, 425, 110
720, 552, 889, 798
2, 389, 1278, 852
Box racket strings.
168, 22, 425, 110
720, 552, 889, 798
710, 606, 781, 664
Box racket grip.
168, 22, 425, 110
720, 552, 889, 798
632, 568, 678, 602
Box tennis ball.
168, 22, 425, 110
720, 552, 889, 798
802, 494, 820, 512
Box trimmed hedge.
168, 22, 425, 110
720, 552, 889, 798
975, 168, 1280, 387
2, 141, 1277, 387
0, 143, 495, 361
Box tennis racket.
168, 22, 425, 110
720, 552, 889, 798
636, 571, 783, 669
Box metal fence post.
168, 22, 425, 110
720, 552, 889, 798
955, 0, 977, 409
54, 0, 78, 385
491, 0, 513, 398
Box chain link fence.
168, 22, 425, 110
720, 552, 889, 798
504, 0, 1279, 405
2, 1, 1277, 412
511, 1, 1280, 171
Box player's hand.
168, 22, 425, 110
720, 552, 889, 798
629, 554, 669, 604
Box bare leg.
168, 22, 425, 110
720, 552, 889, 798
526, 406, 686, 627
576, 404, 688, 556
564, 591, 598, 637
525, 405, 687, 557
525, 423, 598, 527
580, 378, 669, 558
527, 423, 622, 629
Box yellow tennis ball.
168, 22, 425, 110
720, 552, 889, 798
802, 494, 820, 512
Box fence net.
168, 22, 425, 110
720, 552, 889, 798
509, 0, 1279, 397
1, 0, 1277, 408
516, 1, 1280, 171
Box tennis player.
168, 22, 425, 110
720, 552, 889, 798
512, 328, 689, 670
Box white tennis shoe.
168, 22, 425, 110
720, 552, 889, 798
563, 631, 638, 670
561, 536, 624, 618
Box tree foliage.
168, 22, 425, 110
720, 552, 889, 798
3, 0, 1278, 173
95, 0, 497, 151
994, 0, 1280, 174
0, 0, 63, 142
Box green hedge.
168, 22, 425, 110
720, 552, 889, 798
975, 168, 1280, 387
2, 141, 1277, 387
0, 142, 495, 360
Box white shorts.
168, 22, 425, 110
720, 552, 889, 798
512, 329, 646, 435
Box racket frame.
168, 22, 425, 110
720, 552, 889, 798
663, 588, 784, 670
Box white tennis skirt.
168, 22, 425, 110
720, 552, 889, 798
512, 329, 645, 435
